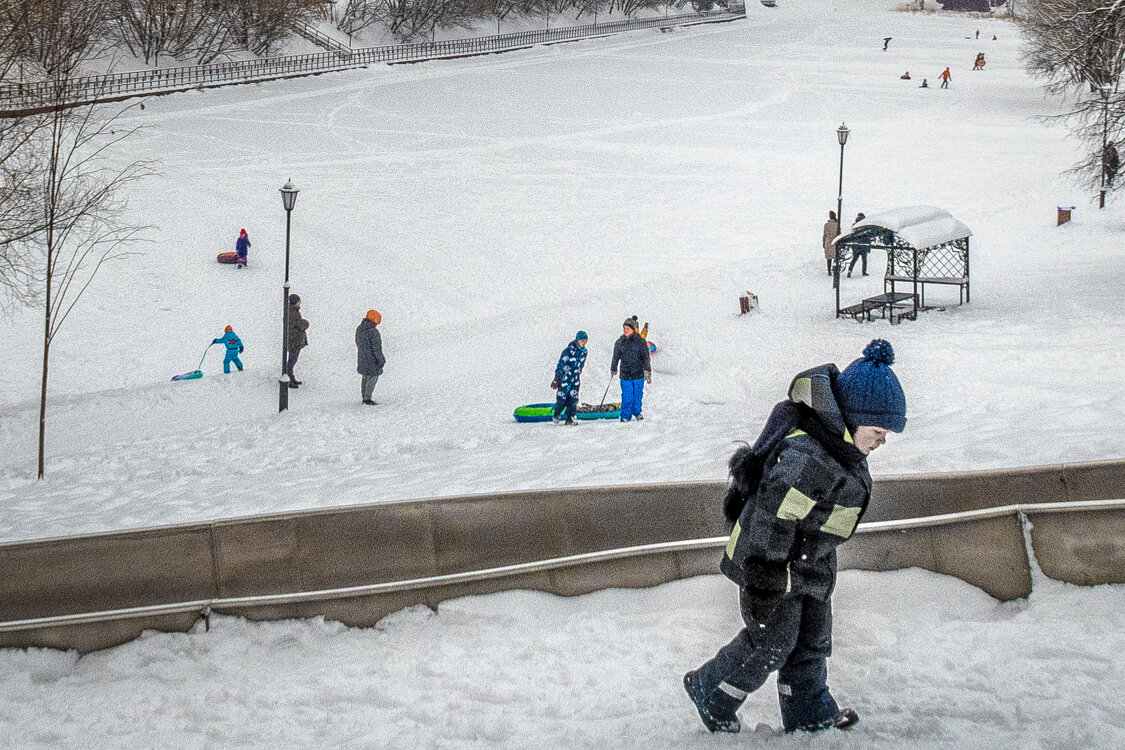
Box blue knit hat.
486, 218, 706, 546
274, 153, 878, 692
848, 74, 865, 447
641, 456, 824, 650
575, 331, 588, 341
835, 340, 907, 433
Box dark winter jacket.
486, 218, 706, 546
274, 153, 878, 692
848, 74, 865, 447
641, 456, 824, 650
356, 318, 385, 376
611, 333, 651, 381
554, 341, 588, 392
287, 305, 309, 351
236, 236, 251, 260
720, 364, 872, 601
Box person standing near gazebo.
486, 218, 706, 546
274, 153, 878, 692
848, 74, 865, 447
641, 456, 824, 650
822, 211, 839, 276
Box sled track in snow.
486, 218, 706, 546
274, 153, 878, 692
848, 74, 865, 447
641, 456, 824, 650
2, 459, 1124, 653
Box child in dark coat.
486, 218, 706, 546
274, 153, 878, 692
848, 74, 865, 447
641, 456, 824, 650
235, 229, 250, 269
212, 325, 244, 373
610, 319, 651, 421
684, 340, 907, 735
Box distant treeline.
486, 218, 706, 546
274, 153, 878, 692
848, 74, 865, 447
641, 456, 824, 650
0, 0, 728, 74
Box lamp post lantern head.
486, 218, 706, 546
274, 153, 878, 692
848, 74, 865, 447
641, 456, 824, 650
280, 179, 299, 212
837, 123, 850, 146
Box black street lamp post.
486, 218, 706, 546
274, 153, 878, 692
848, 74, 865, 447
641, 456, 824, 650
833, 123, 850, 304
279, 179, 299, 413
836, 122, 850, 231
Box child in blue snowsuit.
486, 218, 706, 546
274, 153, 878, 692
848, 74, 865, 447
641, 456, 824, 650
213, 326, 244, 373
235, 229, 250, 269
551, 331, 588, 424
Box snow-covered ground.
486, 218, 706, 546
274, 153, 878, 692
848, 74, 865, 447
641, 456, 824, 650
3, 2, 1125, 746
2, 2, 1107, 543
2, 569, 1123, 748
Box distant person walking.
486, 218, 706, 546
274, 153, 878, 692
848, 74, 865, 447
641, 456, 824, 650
975, 29, 980, 40
212, 325, 244, 373
1104, 142, 1120, 187
882, 37, 891, 51
611, 319, 651, 422
822, 211, 839, 276
847, 213, 869, 277
551, 331, 588, 425
972, 53, 985, 70
939, 67, 952, 88
355, 309, 385, 406
235, 229, 250, 269
286, 294, 309, 388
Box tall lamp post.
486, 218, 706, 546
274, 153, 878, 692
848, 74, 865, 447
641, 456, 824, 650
1099, 84, 1111, 209
279, 179, 299, 413
833, 123, 850, 307
836, 123, 850, 231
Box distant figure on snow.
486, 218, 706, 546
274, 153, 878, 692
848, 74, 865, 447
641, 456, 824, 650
882, 37, 891, 51
975, 29, 980, 40
551, 331, 588, 425
611, 319, 651, 422
939, 67, 952, 89
972, 53, 985, 71
847, 213, 869, 278
1104, 142, 1120, 187
286, 294, 309, 388
356, 309, 385, 406
822, 211, 839, 276
235, 228, 250, 269
920, 79, 929, 88
212, 325, 244, 373
900, 71, 911, 80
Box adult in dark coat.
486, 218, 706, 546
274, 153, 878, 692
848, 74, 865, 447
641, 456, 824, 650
356, 309, 386, 406
684, 340, 907, 735
610, 318, 651, 421
846, 212, 869, 277
551, 331, 588, 424
286, 294, 309, 387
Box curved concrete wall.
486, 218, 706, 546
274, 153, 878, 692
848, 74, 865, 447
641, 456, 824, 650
2, 460, 1124, 652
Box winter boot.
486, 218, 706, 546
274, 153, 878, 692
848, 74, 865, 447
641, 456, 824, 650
552, 415, 562, 424
683, 671, 741, 734
565, 417, 577, 425
634, 414, 644, 421
363, 399, 376, 406
788, 708, 859, 733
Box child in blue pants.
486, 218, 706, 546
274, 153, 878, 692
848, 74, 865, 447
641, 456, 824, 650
213, 325, 244, 373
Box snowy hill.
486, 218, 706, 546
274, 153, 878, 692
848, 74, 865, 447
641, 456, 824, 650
0, 0, 1115, 543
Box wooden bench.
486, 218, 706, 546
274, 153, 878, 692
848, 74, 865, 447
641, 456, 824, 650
886, 275, 969, 307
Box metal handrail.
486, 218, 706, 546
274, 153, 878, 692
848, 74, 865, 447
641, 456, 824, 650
3, 498, 1121, 635
0, 11, 744, 114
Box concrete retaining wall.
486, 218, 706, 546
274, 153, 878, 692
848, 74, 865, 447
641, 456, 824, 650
2, 460, 1124, 652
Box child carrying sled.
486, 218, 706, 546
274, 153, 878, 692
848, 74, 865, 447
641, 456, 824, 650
212, 326, 244, 373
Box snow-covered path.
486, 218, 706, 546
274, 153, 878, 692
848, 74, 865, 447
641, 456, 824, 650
0, 3, 1120, 546
2, 569, 1123, 749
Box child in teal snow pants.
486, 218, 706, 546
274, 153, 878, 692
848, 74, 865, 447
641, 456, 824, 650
213, 326, 244, 373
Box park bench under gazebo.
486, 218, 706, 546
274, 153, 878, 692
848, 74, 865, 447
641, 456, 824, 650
833, 205, 972, 323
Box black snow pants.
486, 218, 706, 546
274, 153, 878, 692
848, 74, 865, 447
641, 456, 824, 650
691, 589, 839, 732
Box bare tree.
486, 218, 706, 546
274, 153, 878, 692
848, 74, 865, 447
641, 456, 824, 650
112, 0, 241, 65
26, 80, 153, 477
1019, 1, 1125, 199
0, 0, 114, 78
337, 0, 385, 35
213, 0, 321, 56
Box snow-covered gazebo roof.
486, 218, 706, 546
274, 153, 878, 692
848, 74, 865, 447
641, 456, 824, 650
834, 205, 972, 249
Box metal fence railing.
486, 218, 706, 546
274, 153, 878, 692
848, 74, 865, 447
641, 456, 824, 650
0, 11, 745, 115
